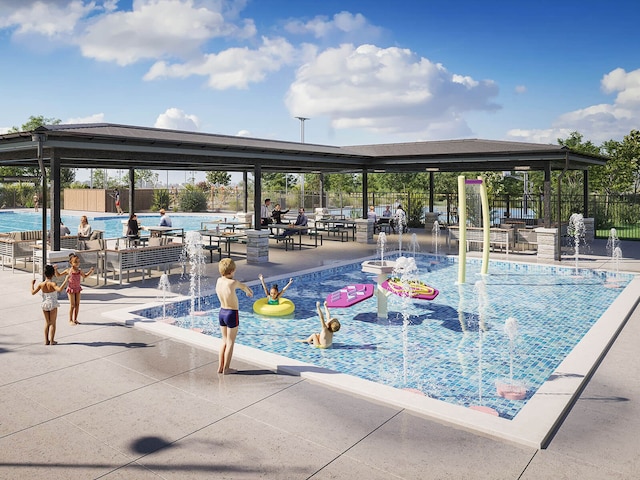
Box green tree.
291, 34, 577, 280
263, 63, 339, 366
261, 173, 291, 191
556, 131, 601, 197
589, 139, 635, 196
206, 171, 232, 186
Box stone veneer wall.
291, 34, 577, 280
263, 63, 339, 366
356, 219, 374, 244
535, 227, 558, 262
246, 229, 269, 264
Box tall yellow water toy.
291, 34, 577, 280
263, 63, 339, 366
457, 176, 490, 284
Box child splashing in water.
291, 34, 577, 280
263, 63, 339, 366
55, 254, 94, 325
298, 301, 341, 348
31, 265, 68, 345
258, 274, 293, 305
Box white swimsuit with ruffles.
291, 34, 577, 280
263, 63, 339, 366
41, 291, 60, 312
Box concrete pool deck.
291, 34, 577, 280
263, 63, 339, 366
1, 228, 639, 478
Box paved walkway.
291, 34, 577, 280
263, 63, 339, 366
1, 230, 639, 479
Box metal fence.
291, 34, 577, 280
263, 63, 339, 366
258, 190, 640, 240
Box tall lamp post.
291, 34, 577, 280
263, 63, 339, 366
295, 117, 308, 207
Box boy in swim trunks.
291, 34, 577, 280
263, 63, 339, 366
215, 258, 253, 374
298, 301, 341, 348
258, 273, 293, 305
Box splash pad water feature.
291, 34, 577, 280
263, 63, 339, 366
568, 213, 586, 273
495, 317, 527, 400
157, 273, 173, 322
111, 251, 638, 448
361, 232, 396, 318
183, 231, 206, 317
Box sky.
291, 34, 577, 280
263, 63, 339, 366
1, 0, 639, 185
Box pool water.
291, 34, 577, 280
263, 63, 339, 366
0, 211, 221, 238
135, 254, 634, 420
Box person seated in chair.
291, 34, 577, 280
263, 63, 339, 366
126, 213, 141, 245
270, 203, 290, 224
77, 215, 92, 240
260, 198, 272, 227
284, 208, 308, 235
390, 204, 407, 234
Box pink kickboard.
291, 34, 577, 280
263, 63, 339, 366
381, 278, 439, 301
326, 284, 374, 308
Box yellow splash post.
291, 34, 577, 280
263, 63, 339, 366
478, 176, 490, 275
457, 175, 467, 284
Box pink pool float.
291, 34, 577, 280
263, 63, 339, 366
326, 284, 374, 308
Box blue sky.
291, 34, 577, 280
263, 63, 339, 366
1, 0, 638, 184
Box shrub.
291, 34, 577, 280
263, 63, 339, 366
152, 189, 171, 211
179, 189, 208, 212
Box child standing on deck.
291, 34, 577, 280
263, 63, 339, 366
258, 274, 293, 305
31, 265, 68, 345
55, 254, 94, 325
215, 258, 253, 374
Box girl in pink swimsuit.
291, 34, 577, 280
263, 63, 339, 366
55, 254, 94, 325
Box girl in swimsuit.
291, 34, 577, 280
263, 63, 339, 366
55, 254, 94, 325
31, 264, 68, 345
258, 273, 293, 305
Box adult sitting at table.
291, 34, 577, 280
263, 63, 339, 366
159, 208, 172, 227
367, 205, 377, 223
390, 204, 408, 234
271, 203, 290, 224
48, 220, 71, 240
260, 198, 272, 226
284, 207, 308, 235
77, 215, 92, 240
126, 213, 141, 245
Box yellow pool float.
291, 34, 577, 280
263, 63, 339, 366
253, 297, 295, 316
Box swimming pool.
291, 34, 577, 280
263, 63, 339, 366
113, 253, 636, 445
0, 210, 221, 238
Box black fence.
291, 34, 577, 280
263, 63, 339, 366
259, 191, 640, 241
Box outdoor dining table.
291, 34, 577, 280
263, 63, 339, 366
145, 226, 185, 239
269, 223, 319, 249
198, 230, 246, 258
220, 220, 250, 232
315, 218, 356, 241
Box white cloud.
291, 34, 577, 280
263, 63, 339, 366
508, 67, 640, 144
66, 113, 105, 124
0, 0, 99, 37
144, 36, 296, 89
0, 1, 255, 65
0, 127, 10, 134
236, 130, 251, 136
78, 0, 255, 66
285, 44, 500, 139
154, 108, 200, 131
284, 11, 382, 41
515, 85, 526, 94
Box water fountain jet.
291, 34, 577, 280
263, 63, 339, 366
568, 213, 585, 274
496, 316, 527, 400
157, 273, 175, 324
183, 231, 205, 315
361, 232, 396, 319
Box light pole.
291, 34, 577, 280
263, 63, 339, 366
295, 117, 308, 207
